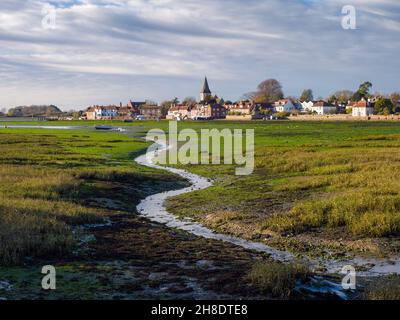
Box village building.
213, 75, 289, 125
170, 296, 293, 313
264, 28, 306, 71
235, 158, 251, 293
350, 99, 375, 117
139, 104, 168, 120
166, 77, 227, 121
166, 105, 193, 120
300, 100, 338, 115
334, 102, 347, 114
191, 103, 227, 120
86, 105, 119, 120
274, 99, 296, 113
300, 101, 314, 113
114, 100, 141, 120
226, 101, 254, 114
84, 100, 143, 120
310, 100, 337, 115
128, 100, 146, 110
118, 106, 138, 120
191, 77, 226, 119
225, 100, 269, 119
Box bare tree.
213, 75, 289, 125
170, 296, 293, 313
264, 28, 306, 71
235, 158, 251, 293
286, 96, 299, 103
241, 92, 257, 101
161, 97, 180, 109
254, 79, 284, 103
182, 97, 197, 108
300, 89, 313, 102
334, 90, 354, 103
161, 100, 173, 109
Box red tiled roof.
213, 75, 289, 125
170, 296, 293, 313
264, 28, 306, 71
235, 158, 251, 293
356, 100, 368, 108
350, 100, 374, 108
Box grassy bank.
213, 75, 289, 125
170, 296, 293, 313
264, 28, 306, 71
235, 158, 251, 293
0, 128, 184, 265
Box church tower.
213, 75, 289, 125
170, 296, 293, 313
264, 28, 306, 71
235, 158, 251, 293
200, 76, 212, 102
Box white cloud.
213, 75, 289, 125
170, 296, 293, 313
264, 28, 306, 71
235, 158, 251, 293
0, 0, 399, 109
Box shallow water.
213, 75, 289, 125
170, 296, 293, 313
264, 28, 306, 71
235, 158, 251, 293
0, 125, 77, 130
136, 140, 294, 263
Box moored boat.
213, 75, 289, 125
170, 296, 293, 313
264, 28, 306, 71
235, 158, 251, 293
95, 125, 113, 130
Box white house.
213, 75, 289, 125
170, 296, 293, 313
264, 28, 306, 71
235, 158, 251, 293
300, 100, 337, 115
300, 101, 314, 112
310, 101, 337, 115
351, 99, 375, 117
86, 106, 119, 120
97, 107, 118, 119
274, 99, 296, 113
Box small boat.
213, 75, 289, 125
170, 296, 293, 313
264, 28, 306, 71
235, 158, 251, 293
95, 125, 113, 131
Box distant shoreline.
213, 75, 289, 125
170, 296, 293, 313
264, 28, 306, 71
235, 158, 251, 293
0, 117, 44, 122
3, 115, 400, 123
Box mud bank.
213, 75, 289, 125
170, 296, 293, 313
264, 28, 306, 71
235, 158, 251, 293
136, 141, 294, 263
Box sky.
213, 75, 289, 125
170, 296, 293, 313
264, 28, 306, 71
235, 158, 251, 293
0, 0, 399, 110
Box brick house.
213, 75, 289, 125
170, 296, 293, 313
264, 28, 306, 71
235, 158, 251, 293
140, 104, 168, 120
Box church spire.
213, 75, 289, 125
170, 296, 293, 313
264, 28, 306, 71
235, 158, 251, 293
200, 76, 212, 101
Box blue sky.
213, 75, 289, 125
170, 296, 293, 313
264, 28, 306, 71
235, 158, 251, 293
0, 0, 399, 110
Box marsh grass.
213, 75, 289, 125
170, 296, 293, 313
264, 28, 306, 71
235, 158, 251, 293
4, 121, 400, 264
246, 261, 310, 298
364, 275, 400, 300
165, 121, 400, 245
0, 129, 178, 265
264, 165, 400, 237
